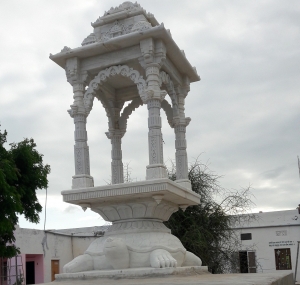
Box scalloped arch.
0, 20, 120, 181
159, 71, 179, 118
83, 65, 147, 116
161, 99, 174, 127
119, 97, 143, 130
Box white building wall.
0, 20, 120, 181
233, 210, 300, 279
11, 226, 102, 283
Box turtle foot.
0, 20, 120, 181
63, 254, 93, 273
182, 251, 202, 267
150, 249, 177, 268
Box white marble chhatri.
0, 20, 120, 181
50, 1, 201, 276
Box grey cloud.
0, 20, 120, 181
64, 205, 81, 214
260, 167, 286, 180
1, 0, 300, 229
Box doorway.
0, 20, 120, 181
26, 261, 35, 284
239, 251, 256, 273
51, 260, 59, 281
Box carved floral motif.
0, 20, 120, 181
81, 33, 97, 46
103, 2, 144, 16
75, 148, 83, 174
92, 2, 154, 23
80, 2, 155, 46
131, 20, 152, 33
176, 155, 183, 180
97, 21, 133, 43
85, 147, 90, 174
150, 137, 157, 164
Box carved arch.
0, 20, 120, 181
84, 65, 147, 133
119, 97, 143, 130
159, 71, 179, 118
94, 90, 114, 129
161, 100, 173, 127
84, 65, 147, 116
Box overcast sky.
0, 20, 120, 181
0, 0, 299, 230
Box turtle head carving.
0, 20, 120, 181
103, 237, 130, 269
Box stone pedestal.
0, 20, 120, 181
62, 179, 199, 220
60, 180, 201, 273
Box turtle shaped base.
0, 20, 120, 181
61, 179, 202, 274
63, 228, 202, 273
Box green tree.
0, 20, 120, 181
0, 128, 50, 258
164, 160, 255, 273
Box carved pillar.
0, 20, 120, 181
139, 38, 168, 179
173, 81, 191, 189
66, 58, 94, 189
106, 130, 125, 184
142, 64, 168, 180
173, 118, 191, 190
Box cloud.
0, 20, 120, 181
260, 167, 286, 180
1, 0, 300, 229
63, 205, 81, 214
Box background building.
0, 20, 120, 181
232, 209, 300, 280
0, 225, 107, 284
1, 209, 299, 284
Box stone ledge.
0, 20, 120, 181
48, 271, 293, 285
61, 178, 200, 207
55, 266, 209, 280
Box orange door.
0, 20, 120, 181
51, 260, 59, 281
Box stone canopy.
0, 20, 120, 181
51, 2, 199, 82
50, 1, 200, 191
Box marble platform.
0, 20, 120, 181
49, 269, 293, 285
55, 266, 209, 280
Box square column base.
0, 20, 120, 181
72, 175, 94, 189
176, 179, 191, 190
146, 164, 167, 180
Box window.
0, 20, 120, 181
274, 248, 292, 270
0, 260, 7, 281
241, 233, 252, 240
3, 261, 7, 281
